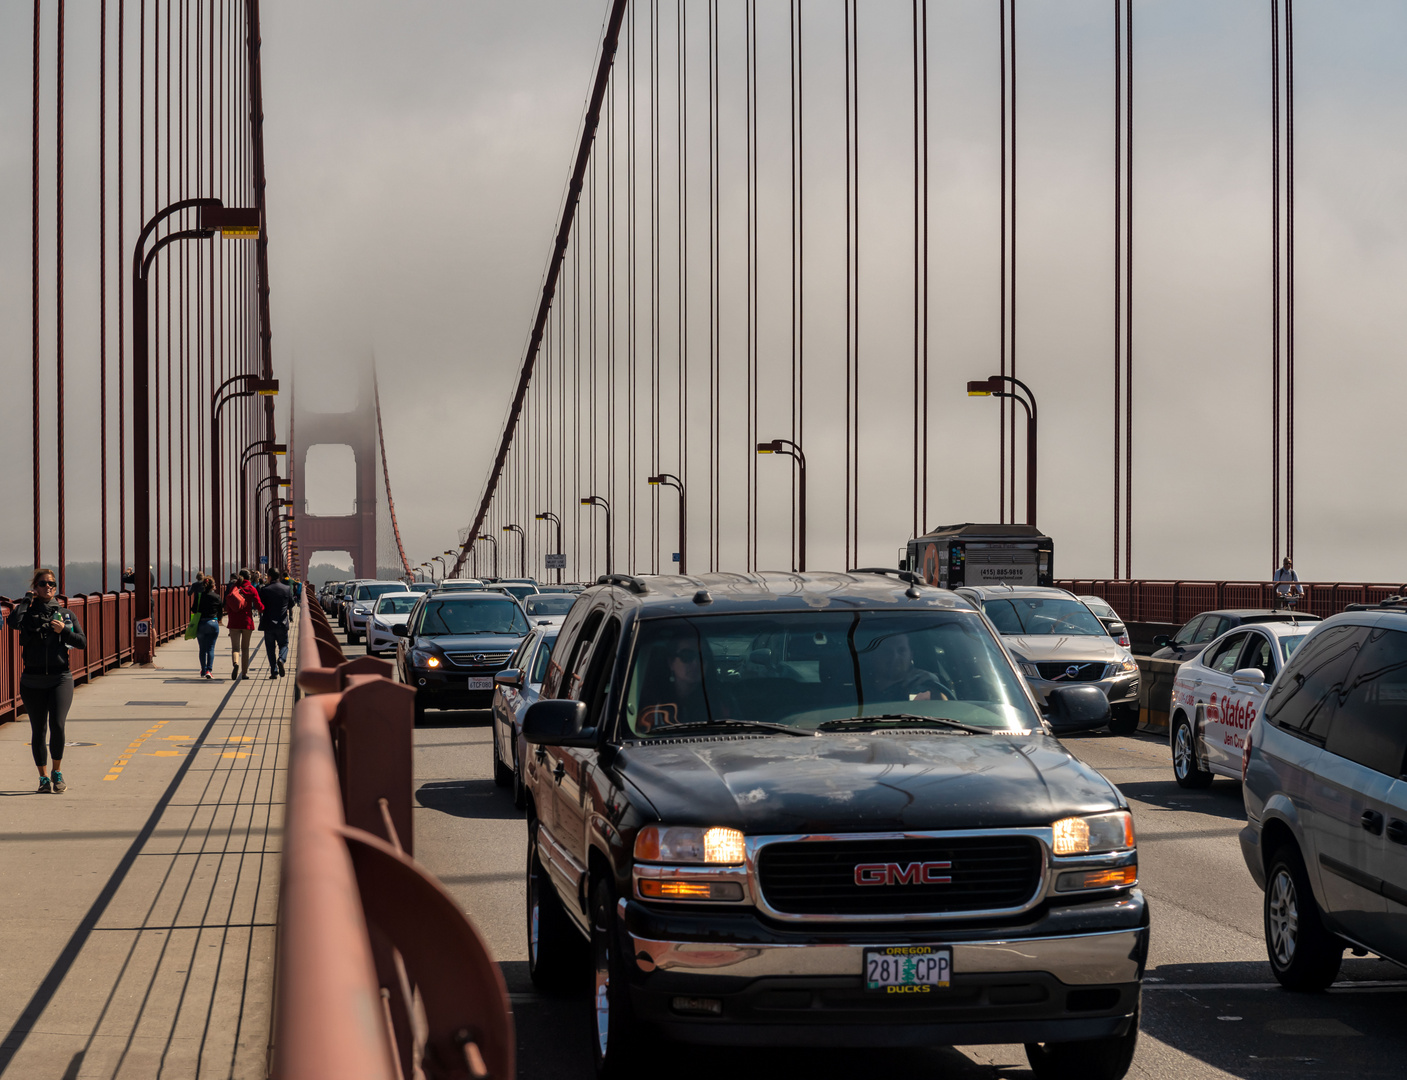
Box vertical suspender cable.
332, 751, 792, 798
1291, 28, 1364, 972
33, 0, 43, 571
1124, 0, 1133, 576
746, 0, 757, 571
1008, 0, 1018, 524
678, 0, 687, 569
1271, 0, 1280, 568
998, 0, 1007, 524
119, 0, 127, 587
1113, 0, 1121, 577
708, 0, 718, 570
101, 0, 110, 592
57, 0, 68, 593
1284, 0, 1294, 561
790, 0, 803, 571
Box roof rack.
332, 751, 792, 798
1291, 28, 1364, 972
1345, 596, 1407, 612
596, 573, 650, 595
849, 567, 924, 587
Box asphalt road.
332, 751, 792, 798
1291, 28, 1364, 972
360, 620, 1407, 1080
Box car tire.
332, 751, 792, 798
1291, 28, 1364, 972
1025, 1006, 1138, 1080
348, 630, 360, 645
591, 876, 650, 1079
512, 741, 528, 811
493, 724, 513, 787
1265, 842, 1343, 992
1172, 714, 1214, 789
526, 818, 580, 992
413, 697, 426, 726
1107, 705, 1139, 736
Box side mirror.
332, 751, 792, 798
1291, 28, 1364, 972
1233, 667, 1266, 688
392, 624, 409, 638
1045, 685, 1112, 735
1152, 635, 1171, 649
523, 699, 594, 747
495, 668, 523, 689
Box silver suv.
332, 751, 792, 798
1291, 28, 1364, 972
958, 585, 1141, 735
1240, 602, 1407, 989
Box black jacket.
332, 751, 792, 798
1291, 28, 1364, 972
192, 590, 224, 621
258, 581, 294, 627
6, 597, 87, 679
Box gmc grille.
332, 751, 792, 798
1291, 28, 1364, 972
1035, 661, 1106, 683
756, 836, 1042, 916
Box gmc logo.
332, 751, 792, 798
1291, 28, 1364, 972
853, 861, 952, 886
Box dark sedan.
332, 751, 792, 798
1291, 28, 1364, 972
1151, 609, 1319, 663
394, 593, 530, 721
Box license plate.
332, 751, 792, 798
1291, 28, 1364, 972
467, 677, 493, 691
864, 946, 951, 994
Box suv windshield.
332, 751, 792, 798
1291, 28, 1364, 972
524, 594, 576, 616
374, 595, 420, 615
621, 611, 1038, 737
981, 597, 1107, 637
355, 583, 404, 602
418, 597, 528, 636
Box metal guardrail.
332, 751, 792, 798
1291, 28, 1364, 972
275, 593, 513, 1080
1059, 578, 1407, 627
1, 586, 190, 725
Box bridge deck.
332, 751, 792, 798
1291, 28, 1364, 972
0, 623, 296, 1079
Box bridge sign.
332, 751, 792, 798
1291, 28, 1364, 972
545, 553, 566, 569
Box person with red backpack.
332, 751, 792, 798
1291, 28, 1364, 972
224, 569, 264, 681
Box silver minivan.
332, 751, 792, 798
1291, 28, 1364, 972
1240, 603, 1407, 989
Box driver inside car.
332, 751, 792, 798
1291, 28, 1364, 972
860, 632, 952, 704
636, 635, 733, 732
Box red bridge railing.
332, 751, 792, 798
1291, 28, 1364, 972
275, 593, 513, 1080
1060, 579, 1407, 626
1, 586, 190, 725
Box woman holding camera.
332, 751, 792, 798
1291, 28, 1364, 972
5, 569, 86, 793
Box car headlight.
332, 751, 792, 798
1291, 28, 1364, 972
634, 825, 746, 865
410, 649, 442, 669
1051, 811, 1135, 855
1105, 658, 1138, 677
1018, 662, 1041, 679
353, 605, 369, 615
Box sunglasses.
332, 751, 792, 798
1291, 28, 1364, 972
672, 648, 700, 663
36, 581, 57, 589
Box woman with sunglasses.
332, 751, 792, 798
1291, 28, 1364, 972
5, 569, 86, 793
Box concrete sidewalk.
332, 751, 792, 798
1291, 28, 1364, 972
0, 618, 297, 1079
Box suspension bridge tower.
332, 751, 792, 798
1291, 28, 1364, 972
290, 362, 378, 578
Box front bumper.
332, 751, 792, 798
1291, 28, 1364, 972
408, 664, 503, 710
617, 890, 1147, 1045
1030, 674, 1138, 708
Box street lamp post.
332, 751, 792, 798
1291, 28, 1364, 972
211, 375, 279, 581
646, 474, 686, 574
580, 496, 612, 576
503, 524, 527, 579
534, 512, 563, 584
442, 550, 458, 582
475, 535, 499, 580
967, 376, 1038, 528
432, 555, 448, 581
238, 440, 286, 568
252, 475, 288, 570
755, 441, 807, 572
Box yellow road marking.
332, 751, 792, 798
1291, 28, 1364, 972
104, 721, 169, 780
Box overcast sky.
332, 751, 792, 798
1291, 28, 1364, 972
4, 1, 1406, 585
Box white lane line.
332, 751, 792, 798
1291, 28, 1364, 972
1145, 980, 1407, 992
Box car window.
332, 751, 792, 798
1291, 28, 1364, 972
417, 598, 529, 636
1083, 598, 1117, 620
559, 608, 607, 700
1263, 625, 1370, 745
524, 594, 576, 616
374, 595, 419, 615
1242, 633, 1277, 682
620, 610, 1040, 737
530, 633, 558, 685
580, 619, 622, 727
1192, 617, 1226, 645
1323, 627, 1407, 777
1280, 634, 1307, 660
1208, 632, 1251, 675
1172, 616, 1204, 647
979, 597, 1106, 637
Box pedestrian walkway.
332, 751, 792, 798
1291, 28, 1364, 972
0, 618, 297, 1080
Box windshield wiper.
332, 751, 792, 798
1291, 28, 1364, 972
645, 719, 814, 738
816, 714, 985, 735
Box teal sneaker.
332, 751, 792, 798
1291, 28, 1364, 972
51, 772, 66, 794
37, 776, 52, 794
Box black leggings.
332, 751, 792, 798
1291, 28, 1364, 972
21, 680, 73, 768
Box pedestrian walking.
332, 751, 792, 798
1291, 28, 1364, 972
290, 577, 303, 608
1274, 557, 1304, 611
5, 569, 86, 794
258, 572, 294, 679
224, 569, 264, 680
191, 576, 224, 679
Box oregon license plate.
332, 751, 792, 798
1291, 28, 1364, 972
863, 946, 951, 994
467, 677, 493, 690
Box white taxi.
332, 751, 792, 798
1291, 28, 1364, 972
1169, 621, 1312, 787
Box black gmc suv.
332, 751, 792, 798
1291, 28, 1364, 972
522, 572, 1148, 1079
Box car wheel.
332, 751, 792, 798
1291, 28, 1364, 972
512, 740, 527, 811
348, 630, 360, 645
526, 818, 580, 992
1172, 714, 1213, 789
1265, 842, 1343, 991
1025, 1007, 1138, 1080
1107, 704, 1139, 736
413, 697, 426, 726
591, 876, 649, 1079
493, 722, 513, 787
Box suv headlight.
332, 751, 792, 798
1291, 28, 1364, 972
353, 605, 368, 615
1051, 811, 1134, 855
410, 648, 441, 669
634, 825, 745, 865
1104, 658, 1138, 677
